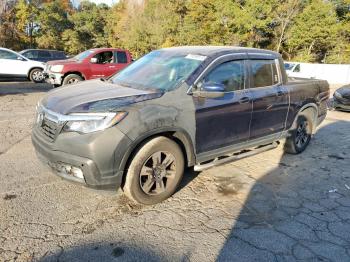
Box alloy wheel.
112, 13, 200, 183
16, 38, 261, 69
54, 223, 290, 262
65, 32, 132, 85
139, 151, 176, 195
295, 121, 309, 148
32, 70, 44, 82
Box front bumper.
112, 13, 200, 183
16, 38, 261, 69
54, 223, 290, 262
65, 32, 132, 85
44, 71, 63, 86
329, 97, 350, 112
32, 125, 133, 190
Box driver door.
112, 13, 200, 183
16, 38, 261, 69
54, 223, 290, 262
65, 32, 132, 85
193, 55, 252, 154
0, 49, 29, 77
89, 51, 116, 79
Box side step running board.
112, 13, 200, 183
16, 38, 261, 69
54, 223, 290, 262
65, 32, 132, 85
194, 142, 279, 172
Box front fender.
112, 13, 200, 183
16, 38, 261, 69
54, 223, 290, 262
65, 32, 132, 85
116, 127, 196, 175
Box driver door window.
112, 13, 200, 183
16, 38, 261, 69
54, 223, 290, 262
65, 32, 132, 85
0, 50, 18, 60
202, 60, 245, 91
93, 51, 114, 64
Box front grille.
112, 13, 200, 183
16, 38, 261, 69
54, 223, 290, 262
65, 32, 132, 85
40, 117, 58, 142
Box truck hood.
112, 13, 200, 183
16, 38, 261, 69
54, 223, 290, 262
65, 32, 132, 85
47, 59, 79, 65
41, 79, 163, 114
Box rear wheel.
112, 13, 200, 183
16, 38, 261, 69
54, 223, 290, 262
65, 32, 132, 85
29, 68, 44, 83
123, 136, 185, 205
62, 74, 83, 85
284, 115, 312, 154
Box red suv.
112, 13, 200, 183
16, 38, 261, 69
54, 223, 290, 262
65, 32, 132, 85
44, 48, 132, 86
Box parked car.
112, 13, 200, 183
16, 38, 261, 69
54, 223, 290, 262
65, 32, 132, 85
20, 49, 67, 63
44, 48, 132, 87
32, 46, 329, 205
329, 85, 350, 111
0, 47, 46, 83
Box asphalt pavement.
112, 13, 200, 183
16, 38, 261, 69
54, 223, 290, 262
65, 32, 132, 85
0, 81, 349, 262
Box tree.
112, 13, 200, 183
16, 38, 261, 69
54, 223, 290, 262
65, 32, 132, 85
271, 0, 303, 55
327, 0, 350, 63
232, 0, 277, 48
15, 0, 39, 48
35, 0, 71, 49
287, 0, 339, 62
179, 0, 238, 46
62, 1, 109, 54
0, 0, 23, 49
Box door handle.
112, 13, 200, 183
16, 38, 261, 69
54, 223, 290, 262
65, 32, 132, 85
277, 91, 284, 97
109, 66, 116, 68
239, 97, 250, 104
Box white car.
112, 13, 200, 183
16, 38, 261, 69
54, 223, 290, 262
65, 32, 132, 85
0, 47, 46, 83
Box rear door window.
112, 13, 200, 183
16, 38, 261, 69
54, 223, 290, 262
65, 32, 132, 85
52, 52, 64, 59
115, 51, 128, 64
250, 60, 279, 88
39, 50, 51, 59
202, 60, 245, 92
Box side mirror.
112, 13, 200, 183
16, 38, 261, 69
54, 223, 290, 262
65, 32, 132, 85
90, 57, 98, 64
17, 56, 26, 61
193, 83, 225, 98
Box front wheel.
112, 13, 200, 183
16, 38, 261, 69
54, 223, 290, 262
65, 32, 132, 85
284, 115, 312, 154
123, 136, 185, 205
62, 74, 83, 86
29, 68, 44, 83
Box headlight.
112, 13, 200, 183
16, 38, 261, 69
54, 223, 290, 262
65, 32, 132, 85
63, 112, 128, 134
50, 65, 64, 73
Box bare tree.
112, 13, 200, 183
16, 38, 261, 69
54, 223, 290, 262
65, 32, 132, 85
273, 0, 302, 53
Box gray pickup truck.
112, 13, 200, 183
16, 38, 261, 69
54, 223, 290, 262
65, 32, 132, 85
32, 46, 329, 204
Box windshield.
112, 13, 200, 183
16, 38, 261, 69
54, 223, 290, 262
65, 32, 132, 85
110, 50, 205, 91
74, 50, 94, 61
284, 63, 295, 70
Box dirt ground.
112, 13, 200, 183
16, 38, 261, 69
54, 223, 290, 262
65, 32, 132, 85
0, 82, 349, 262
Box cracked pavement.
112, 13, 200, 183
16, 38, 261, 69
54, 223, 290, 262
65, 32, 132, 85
0, 82, 349, 262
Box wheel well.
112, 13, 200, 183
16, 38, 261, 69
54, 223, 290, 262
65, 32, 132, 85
302, 107, 318, 132
63, 71, 85, 80
28, 67, 44, 78
292, 103, 318, 134
120, 131, 195, 189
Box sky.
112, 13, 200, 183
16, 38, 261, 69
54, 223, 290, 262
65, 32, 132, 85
72, 0, 118, 7
90, 0, 117, 6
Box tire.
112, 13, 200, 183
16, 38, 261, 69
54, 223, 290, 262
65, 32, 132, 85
29, 68, 44, 83
284, 115, 312, 154
62, 74, 83, 86
123, 136, 185, 205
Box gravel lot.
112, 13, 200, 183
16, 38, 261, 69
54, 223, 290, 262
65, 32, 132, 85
0, 81, 349, 262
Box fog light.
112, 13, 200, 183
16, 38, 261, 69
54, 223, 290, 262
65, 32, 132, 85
49, 161, 84, 181
71, 167, 84, 179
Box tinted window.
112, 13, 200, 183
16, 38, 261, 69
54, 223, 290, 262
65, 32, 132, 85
93, 51, 114, 64
39, 51, 51, 58
293, 64, 300, 72
23, 50, 38, 59
284, 63, 295, 70
53, 51, 66, 59
251, 60, 279, 88
203, 60, 245, 92
0, 50, 18, 60
116, 51, 128, 63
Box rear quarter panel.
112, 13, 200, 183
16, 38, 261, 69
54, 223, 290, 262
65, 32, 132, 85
285, 78, 329, 129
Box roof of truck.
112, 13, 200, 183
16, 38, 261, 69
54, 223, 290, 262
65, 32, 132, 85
161, 46, 280, 58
